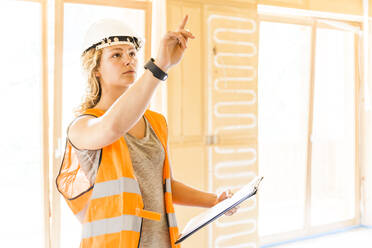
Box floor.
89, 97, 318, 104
269, 227, 372, 248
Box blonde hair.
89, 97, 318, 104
74, 48, 103, 116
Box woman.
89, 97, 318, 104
56, 15, 237, 248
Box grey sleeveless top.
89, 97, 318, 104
124, 117, 171, 248
70, 116, 171, 248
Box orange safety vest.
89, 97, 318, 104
56, 108, 180, 248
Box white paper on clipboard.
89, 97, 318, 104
175, 176, 263, 245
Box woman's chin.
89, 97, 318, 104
119, 79, 136, 88
121, 74, 136, 82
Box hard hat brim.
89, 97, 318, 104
83, 35, 143, 55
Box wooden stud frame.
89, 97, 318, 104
258, 10, 362, 246
304, 19, 316, 235
42, 0, 51, 247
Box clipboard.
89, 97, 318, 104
175, 176, 263, 245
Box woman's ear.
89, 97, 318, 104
95, 70, 101, 77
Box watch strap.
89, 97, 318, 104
144, 58, 168, 81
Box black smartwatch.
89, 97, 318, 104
144, 58, 168, 81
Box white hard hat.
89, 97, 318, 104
82, 18, 144, 54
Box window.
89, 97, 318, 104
54, 2, 150, 247
311, 27, 356, 226
258, 21, 311, 236
62, 3, 146, 129
0, 1, 43, 246
258, 18, 359, 244
60, 4, 147, 247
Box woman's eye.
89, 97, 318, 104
112, 53, 121, 58
129, 51, 136, 57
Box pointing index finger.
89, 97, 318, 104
178, 15, 189, 30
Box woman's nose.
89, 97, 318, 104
123, 54, 136, 66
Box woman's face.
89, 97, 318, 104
96, 43, 138, 88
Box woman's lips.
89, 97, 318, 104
123, 71, 135, 74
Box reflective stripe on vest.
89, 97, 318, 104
165, 178, 172, 193
167, 212, 178, 227
91, 177, 141, 199
82, 214, 142, 239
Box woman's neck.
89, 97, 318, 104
94, 85, 128, 112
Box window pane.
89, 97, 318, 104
0, 1, 43, 246
61, 4, 146, 247
311, 28, 356, 226
258, 21, 311, 236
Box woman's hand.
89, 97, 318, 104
215, 189, 239, 216
155, 15, 195, 71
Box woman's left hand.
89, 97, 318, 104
215, 189, 239, 216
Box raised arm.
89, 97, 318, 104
68, 15, 195, 150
